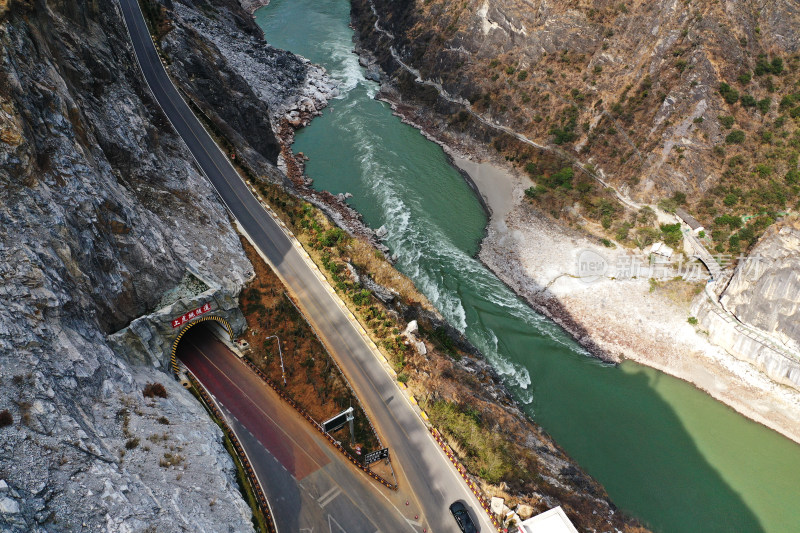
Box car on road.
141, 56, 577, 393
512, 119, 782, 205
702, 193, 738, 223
449, 501, 478, 533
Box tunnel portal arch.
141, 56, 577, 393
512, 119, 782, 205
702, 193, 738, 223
170, 315, 234, 376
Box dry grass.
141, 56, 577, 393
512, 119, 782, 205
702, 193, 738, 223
142, 382, 168, 399
0, 409, 12, 428
238, 237, 384, 456
651, 278, 705, 307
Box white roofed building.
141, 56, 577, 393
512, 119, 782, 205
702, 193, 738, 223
517, 506, 579, 533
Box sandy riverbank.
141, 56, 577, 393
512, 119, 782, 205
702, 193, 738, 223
452, 152, 800, 444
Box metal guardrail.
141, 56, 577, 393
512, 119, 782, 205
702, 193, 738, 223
238, 356, 399, 491
428, 428, 503, 532
186, 371, 278, 533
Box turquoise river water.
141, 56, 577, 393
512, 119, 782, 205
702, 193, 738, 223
255, 2, 800, 531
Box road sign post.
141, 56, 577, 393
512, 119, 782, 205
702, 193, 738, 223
322, 406, 355, 443
363, 448, 389, 466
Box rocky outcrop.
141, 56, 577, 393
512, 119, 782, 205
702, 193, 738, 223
0, 0, 310, 529
721, 217, 800, 352
694, 217, 800, 390
156, 0, 338, 182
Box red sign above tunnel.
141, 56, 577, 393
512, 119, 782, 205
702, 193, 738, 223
171, 303, 212, 328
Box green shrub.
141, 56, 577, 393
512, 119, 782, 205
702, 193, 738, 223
660, 223, 683, 245
638, 206, 656, 225
757, 98, 771, 114
615, 222, 632, 241
779, 93, 800, 111
719, 83, 739, 104
755, 164, 772, 177
786, 169, 800, 185
723, 193, 738, 206
658, 198, 678, 213
517, 70, 528, 81
719, 115, 735, 129
740, 94, 757, 108
426, 400, 513, 484
714, 214, 743, 230
636, 227, 661, 248
754, 56, 783, 76
725, 130, 745, 144
524, 185, 548, 199
318, 228, 346, 247
737, 72, 752, 84
550, 127, 577, 144
728, 155, 744, 167
688, 316, 699, 325
352, 289, 372, 306
545, 167, 574, 189
738, 225, 756, 245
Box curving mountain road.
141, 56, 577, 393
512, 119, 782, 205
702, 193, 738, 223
178, 326, 412, 532
117, 0, 496, 531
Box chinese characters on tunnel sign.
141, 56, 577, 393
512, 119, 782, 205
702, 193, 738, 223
171, 303, 212, 328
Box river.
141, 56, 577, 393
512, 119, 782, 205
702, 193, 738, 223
255, 1, 800, 531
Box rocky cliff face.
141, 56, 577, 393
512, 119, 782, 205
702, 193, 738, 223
691, 216, 800, 390
0, 0, 299, 529
153, 0, 337, 181
720, 216, 800, 350
352, 0, 800, 238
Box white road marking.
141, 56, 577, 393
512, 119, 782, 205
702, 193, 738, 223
328, 515, 348, 533
318, 486, 342, 508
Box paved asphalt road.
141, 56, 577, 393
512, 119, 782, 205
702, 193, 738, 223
118, 0, 496, 531
178, 327, 414, 532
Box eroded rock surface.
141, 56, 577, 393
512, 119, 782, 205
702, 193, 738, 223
0, 0, 305, 530
721, 217, 800, 351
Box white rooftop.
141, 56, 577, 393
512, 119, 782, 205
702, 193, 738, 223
517, 506, 579, 533
649, 241, 674, 258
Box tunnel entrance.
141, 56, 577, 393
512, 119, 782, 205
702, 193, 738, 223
170, 316, 234, 376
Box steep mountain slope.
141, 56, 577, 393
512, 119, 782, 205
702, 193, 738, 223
353, 0, 800, 253
0, 0, 307, 529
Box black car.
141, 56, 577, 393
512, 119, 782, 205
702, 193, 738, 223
449, 501, 478, 533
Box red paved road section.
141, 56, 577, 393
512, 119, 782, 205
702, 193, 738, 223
178, 327, 328, 480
